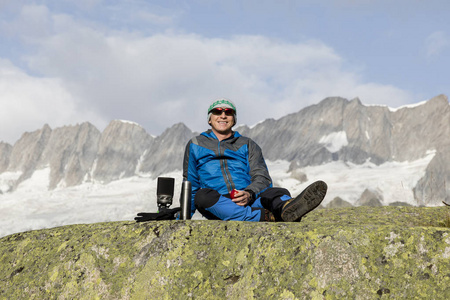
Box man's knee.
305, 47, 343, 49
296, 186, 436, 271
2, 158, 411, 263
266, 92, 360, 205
260, 187, 291, 199
195, 188, 220, 209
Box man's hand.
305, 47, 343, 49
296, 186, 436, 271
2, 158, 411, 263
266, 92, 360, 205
231, 189, 251, 206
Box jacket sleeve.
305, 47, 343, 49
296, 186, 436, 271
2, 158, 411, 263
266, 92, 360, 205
183, 139, 200, 215
244, 139, 272, 200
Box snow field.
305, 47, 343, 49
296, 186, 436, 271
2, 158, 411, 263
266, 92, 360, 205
0, 152, 435, 238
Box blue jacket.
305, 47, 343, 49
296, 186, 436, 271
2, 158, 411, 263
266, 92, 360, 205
183, 129, 272, 214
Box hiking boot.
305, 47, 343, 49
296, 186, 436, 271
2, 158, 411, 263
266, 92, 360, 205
264, 209, 276, 222
281, 181, 327, 222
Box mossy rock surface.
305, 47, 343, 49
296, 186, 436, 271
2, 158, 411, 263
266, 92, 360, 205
1, 207, 450, 299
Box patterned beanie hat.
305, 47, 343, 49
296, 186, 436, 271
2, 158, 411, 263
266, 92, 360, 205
207, 98, 237, 125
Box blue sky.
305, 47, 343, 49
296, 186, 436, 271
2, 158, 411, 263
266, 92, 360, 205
0, 0, 449, 144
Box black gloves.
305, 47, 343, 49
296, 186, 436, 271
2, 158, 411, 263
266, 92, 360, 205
134, 207, 181, 222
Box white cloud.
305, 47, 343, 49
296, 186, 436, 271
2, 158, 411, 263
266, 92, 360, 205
0, 58, 107, 144
425, 31, 450, 58
0, 3, 414, 143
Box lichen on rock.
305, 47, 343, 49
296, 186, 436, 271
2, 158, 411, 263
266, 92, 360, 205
1, 206, 450, 299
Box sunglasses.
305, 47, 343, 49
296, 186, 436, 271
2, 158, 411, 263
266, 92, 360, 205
210, 108, 235, 116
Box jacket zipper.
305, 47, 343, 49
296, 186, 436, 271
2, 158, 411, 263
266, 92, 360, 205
218, 140, 233, 192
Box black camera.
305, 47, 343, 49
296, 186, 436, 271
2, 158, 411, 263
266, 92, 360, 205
135, 177, 191, 222
156, 177, 191, 220
156, 177, 175, 209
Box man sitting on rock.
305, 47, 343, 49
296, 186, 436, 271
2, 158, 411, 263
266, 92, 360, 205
183, 98, 327, 222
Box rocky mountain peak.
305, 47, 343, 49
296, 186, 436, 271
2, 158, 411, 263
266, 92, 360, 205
38, 122, 101, 188
92, 120, 153, 183
0, 95, 448, 204
137, 122, 196, 177
6, 124, 52, 188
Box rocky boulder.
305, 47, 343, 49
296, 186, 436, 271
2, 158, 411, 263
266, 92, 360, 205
327, 196, 353, 208
1, 207, 449, 299
288, 161, 308, 183
357, 188, 384, 207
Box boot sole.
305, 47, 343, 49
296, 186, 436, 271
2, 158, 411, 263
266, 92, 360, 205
281, 180, 327, 222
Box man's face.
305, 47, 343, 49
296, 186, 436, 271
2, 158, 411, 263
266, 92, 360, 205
209, 107, 234, 135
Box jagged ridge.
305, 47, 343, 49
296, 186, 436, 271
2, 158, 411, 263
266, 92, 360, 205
0, 95, 448, 204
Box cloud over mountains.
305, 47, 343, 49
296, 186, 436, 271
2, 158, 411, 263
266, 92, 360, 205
0, 1, 423, 144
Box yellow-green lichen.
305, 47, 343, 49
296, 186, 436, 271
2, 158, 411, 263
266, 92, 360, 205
1, 207, 450, 299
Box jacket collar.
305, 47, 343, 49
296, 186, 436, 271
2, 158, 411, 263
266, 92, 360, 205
202, 129, 241, 141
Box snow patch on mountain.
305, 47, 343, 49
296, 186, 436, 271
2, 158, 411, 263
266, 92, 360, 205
16, 168, 51, 192
285, 151, 435, 206
387, 99, 429, 112
0, 171, 22, 193
318, 131, 348, 153
366, 99, 429, 112
117, 119, 142, 127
